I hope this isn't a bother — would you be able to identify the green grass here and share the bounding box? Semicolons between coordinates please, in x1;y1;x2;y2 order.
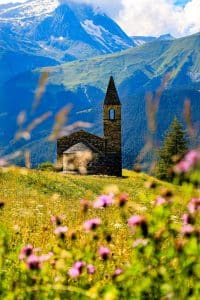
0;167;199;299
0;167;191;250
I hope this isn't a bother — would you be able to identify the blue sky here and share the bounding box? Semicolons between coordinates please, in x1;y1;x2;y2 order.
0;0;199;37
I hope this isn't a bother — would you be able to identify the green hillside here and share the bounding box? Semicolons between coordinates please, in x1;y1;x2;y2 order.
46;32;200;91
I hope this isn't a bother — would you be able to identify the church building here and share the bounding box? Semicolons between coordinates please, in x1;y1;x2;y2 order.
57;76;122;177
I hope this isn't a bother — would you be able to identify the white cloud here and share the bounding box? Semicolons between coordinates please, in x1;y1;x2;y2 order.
117;0;200;37
0;0;200;37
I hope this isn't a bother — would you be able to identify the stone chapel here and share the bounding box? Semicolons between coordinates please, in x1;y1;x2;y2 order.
57;76;122;177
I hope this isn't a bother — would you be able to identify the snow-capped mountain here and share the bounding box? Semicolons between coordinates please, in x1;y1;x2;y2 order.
0;0;134;63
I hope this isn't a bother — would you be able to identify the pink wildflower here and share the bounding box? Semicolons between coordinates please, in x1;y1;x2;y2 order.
19;245;33;260
26;255;41;270
68;267;80;278
182;214;190;225
112;269;123;278
68;261;86;278
181;224;194;236
185;150;200;165
93;194;114;208
128;215;146;227
73;261;86;272
155;196;166;206
188;198;200;214
98;246;110;260
87;264;96;275
83;218;101;232
54;226;68;235
174;150;200;174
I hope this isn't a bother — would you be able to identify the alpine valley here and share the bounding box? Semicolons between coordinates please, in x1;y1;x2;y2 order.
0;0;200;168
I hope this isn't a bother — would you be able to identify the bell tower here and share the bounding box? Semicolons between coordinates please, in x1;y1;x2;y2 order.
103;76;122;176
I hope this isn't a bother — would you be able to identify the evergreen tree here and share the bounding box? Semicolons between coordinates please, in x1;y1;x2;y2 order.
156;117;188;181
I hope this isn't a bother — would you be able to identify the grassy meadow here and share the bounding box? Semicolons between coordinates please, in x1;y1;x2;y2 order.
0;167;199;299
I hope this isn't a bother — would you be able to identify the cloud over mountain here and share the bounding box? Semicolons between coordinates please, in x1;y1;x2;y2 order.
0;0;199;37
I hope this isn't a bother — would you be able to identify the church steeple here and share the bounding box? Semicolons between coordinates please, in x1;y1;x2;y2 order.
103;76;122;177
104;76;121;105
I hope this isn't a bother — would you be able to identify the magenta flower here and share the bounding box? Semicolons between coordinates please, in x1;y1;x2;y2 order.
128;215;146;227
83;218;101;232
54;226;68;235
185;150;200;165
113;268;123;278
68;261;86;278
87;264;96;275
93;194;114;208
73;261;86;272
26;255;41;270
188;198;200;214
181;224;194;236
19;245;33;260
174;150;200;174
155;196;166;206
98;246;110;260
68;267;80;278
182;213;190;225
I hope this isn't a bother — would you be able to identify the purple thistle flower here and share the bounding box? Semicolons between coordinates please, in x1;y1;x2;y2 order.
73;261;86;272
182;213;190;225
98;246;110;260
26;255;41;270
19;245;33;260
181;224;194;236
188;198;200;214
83;218;101;232
93;194;114;208
112;268;123;278
155;196;166;206
87;264;96;275
174;150;200;174
54;226;68;235
68;267;80;278
128;215;146;227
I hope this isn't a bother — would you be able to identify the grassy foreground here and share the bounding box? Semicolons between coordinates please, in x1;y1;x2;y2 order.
0;167;185;248
0;167;199;299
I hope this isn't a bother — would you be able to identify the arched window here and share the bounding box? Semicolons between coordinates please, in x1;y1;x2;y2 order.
109;108;115;120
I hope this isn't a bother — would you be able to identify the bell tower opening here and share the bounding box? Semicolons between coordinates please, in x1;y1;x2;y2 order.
109;108;116;120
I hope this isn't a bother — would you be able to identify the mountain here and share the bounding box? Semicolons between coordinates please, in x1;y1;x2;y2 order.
131;34;174;46
1;32;199;168
0;0;134;64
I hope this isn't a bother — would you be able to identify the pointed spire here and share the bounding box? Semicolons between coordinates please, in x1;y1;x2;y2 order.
104;76;121;105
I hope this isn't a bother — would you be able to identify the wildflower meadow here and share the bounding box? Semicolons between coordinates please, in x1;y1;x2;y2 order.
0;150;199;299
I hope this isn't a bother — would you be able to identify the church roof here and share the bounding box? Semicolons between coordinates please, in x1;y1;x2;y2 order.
104;76;121;105
63;142;98;154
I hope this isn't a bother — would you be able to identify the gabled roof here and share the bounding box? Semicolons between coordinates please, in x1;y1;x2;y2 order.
63;142;99;154
104;76;121;105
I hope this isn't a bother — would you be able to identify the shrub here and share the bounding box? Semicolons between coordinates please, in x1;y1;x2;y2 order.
37;161;56;172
